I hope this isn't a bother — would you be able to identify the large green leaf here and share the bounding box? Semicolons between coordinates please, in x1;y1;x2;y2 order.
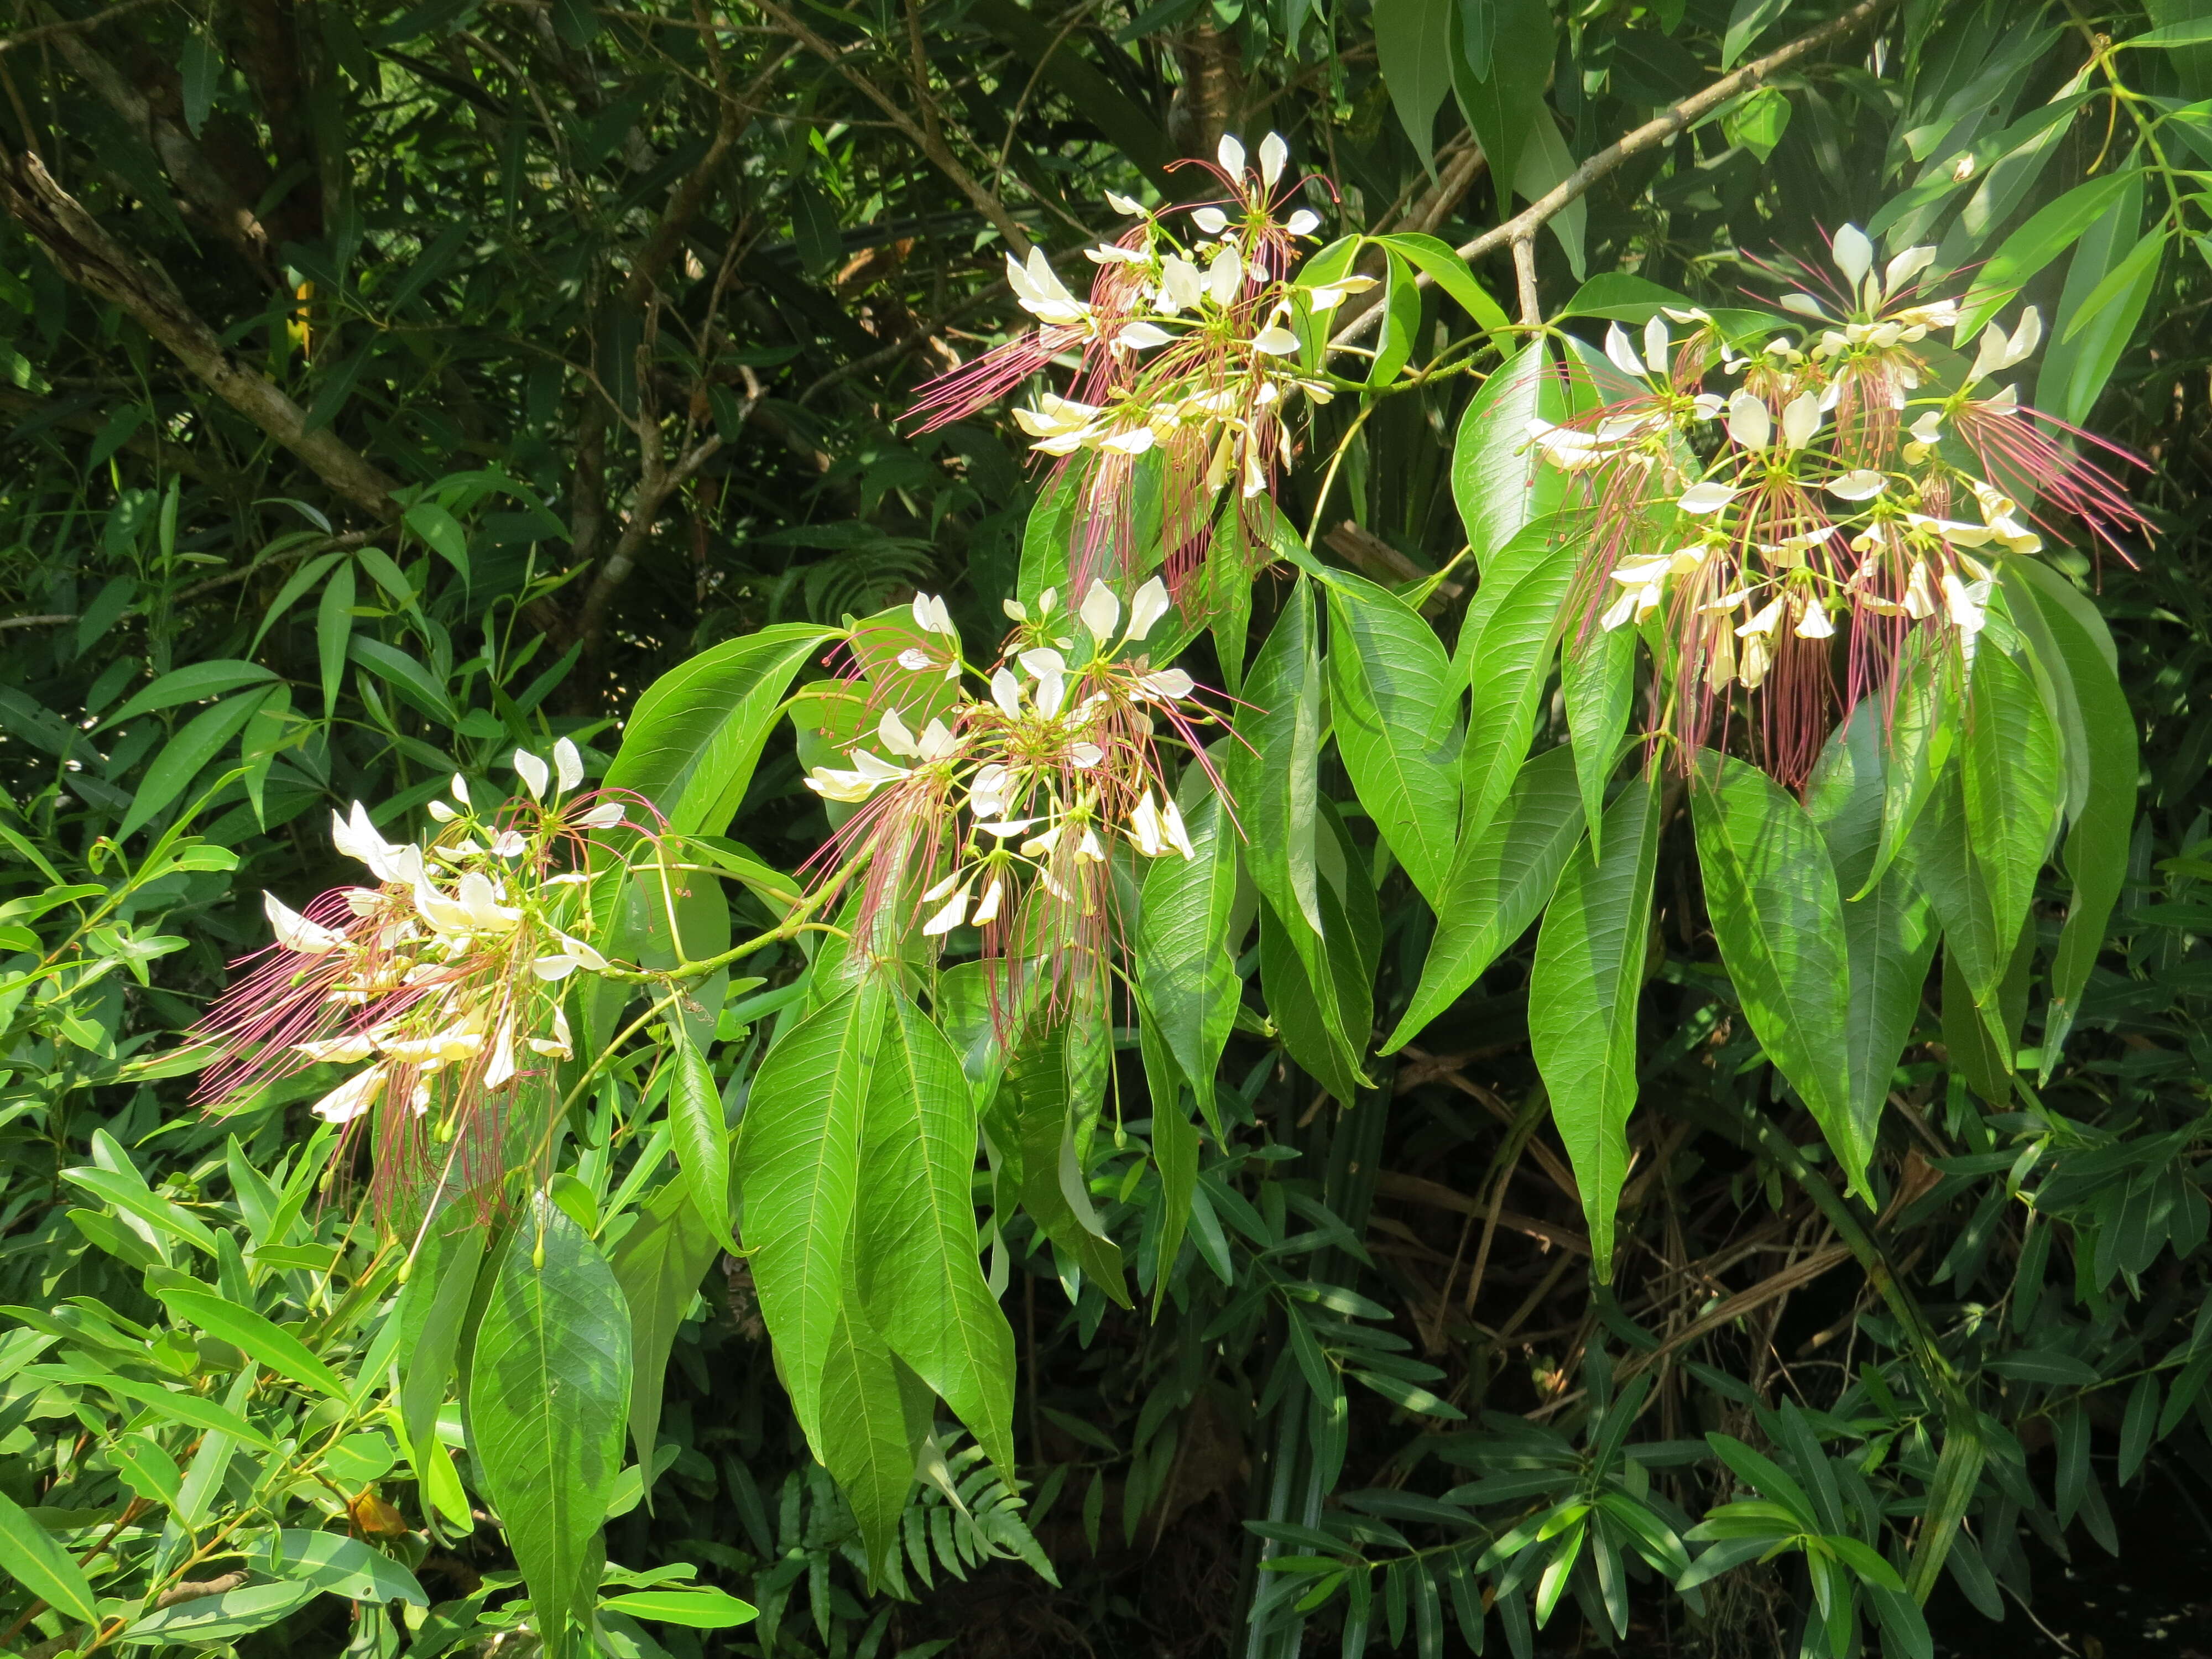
1805;705;1940;1176
2036;172;2153;424
1561;622;1635;859
1460;538;1578;845
1261;805;1380;1100
396;1207;487;1473
601;623;835;837
1449;343;1564;572
1137;782;1242;1135
817;1281;918;1578
857;990;1016;1477
610;1180;721;1500
0;1484;99;1626
1691;754;1861;1199
668;1026;732;1246
1960;645;2063;1024
1373;0;1454;173
467;1194;632;1659
119;689;268;840
1385;745;1584;1052
155;1287;347;1400
735;982;887;1442
1528;779;1660;1280
1327;572;1461;904
1003;1019;1130;1305
2005;562;2137;1068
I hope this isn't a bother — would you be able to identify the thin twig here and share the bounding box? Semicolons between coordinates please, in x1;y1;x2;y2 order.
0;0;158;55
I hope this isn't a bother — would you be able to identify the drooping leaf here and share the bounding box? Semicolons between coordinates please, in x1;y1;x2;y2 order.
1386;745;1584;1052
1804;705;1940;1170
1528;779;1660;1279
1373;0;1455;173
1138;780;1242;1135
601;623;836;838
1961;645;2062;988
155;1287;347;1400
1449;342;1564;572
735;982;888;1443
856;990;1016;1477
816;1281;919;1578
467;1194;632;1659
1691;753;1862;1198
0;1484;100;1625
610;1180;721;1501
668;1026;732;1246
1561;620;1635;858
1003;1019;1130;1305
1327;572;1462;903
1460;536;1577;846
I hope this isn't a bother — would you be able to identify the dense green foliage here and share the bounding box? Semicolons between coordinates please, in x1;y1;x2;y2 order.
4;1;2212;1656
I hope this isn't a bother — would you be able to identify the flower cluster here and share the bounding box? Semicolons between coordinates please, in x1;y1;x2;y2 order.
804;579;1215;1008
1528;223;2147;782
909;133;1359;598
196;739;634;1214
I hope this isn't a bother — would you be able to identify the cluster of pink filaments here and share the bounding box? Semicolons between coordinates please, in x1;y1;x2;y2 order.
194;739;639;1217
802;581;1221;1019
1526;223;2150;784
910;132;1363;602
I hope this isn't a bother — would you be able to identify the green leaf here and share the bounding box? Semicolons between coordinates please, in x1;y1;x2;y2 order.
2005;564;2137;1066
735;983;888;1443
1447;0;1554;211
857;990;1017;1477
668;1026;731;1246
319;562;356;719
109;1433;182;1511
1375;232;1514;342
467;1194;633;1659
602;623;836;838
1561;620;1634;858
1691;754;1862;1198
1861;653;1954;898
1386;745;1584;1052
253;1529;429;1604
59;1164;217;1255
609;1180;720;1500
598;1587;759;1628
88;1374;279;1452
816;1284;917;1577
1002;1018;1130;1303
2036;173;2153;424
1955;166;2141;342
404;500;471;575
396;1208;487;1474
1451;343;1566;572
1959;645;2063;1041
0;1484;100;1625
1804;705;1940;1172
1327;572;1461;902
1373;0;1455;173
1462;540;1577;850
120;1581;316;1644
155;1287;347;1400
180;30;216;133
1138;781;1241;1135
99;660;276;729
1528;778;1660;1279
119;690;268;840
1223;579;1343;1048
349;637;457;724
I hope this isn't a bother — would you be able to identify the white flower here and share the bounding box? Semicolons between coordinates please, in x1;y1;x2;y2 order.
1117;321;1173;351
1780;390;1823;450
1679;481;1739;514
1160;798;1196;858
1969;306;2043;384
555;737;584;792
922;880;972;936
1825;469;1887;502
485;1015;517;1088
1259;131;1288;189
1604;324;1646;382
576;801;624;828
1079;580;1120;643
1251;325;1300;356
1135;667;1194;701
1832;223;1874;296
1217;133;1246;176
805;749;909;803
1794;598;1834;639
1130;791;1167;857
426;800;458;823
969;878;1005;927
1285;208;1320;236
1192;206;1229;234
1005;248;1089;327
1068;741;1104;768
1526;418;1606;471
1726;390;1771;450
1303;274;1376;310
264;891;346;955
1159;255;1204;313
877;707;922;759
529;1005;574;1059
1778;293;1828;319
490;831;527;858
332;802;403;880
1942;569;1991;632
451;774;470;807
513;749;550;800
1106;190;1146;216
310;1063;387;1125
991;666;1024;719
911;592;957;638
1642;315;1672;375
1125;576;1172;643
1206;247;1243;307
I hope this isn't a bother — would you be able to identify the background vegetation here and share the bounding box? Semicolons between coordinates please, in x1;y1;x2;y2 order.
3;0;2212;1655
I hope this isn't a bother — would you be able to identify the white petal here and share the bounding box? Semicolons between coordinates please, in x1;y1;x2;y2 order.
1604;323;1644;380
311;1064;387;1125
1780;390;1823;450
1125;577;1172;643
450;773;470;807
992;667;1024;718
577;801;624;828
1117;320;1173;349
426;800;457;823
264;891;345;955
1678;481;1739;515
1079;580;1120;643
1642;315;1671;375
1726;390;1771;450
1285;208;1320;236
1832;224;1874;294
554;737;584;793
513;749;549;801
1217;133;1246;176
1778;293;1827;319
1884;244;1937;294
1206;247;1243;307
531;954;580;981
877;707;922;759
1143;667;1195;699
922;890;971;936
1825;469;1887;502
1259;132;1288;189
1106;190;1145;217
1192;206;1228;234
1251;325;1300;356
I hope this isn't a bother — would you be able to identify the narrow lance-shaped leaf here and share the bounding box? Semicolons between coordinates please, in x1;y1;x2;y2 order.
1528;778;1660;1279
734;981;888;1444
1460;537;1578;847
610;1180;721;1504
1804;703;1940;1175
817;1270;919;1579
667;1025;732;1246
1691;753;1862;1199
1137;780;1241;1136
1385;745;1585;1053
1326;572;1462;904
466;1194;632;1659
856;989;1016;1478
1561;620;1634;859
